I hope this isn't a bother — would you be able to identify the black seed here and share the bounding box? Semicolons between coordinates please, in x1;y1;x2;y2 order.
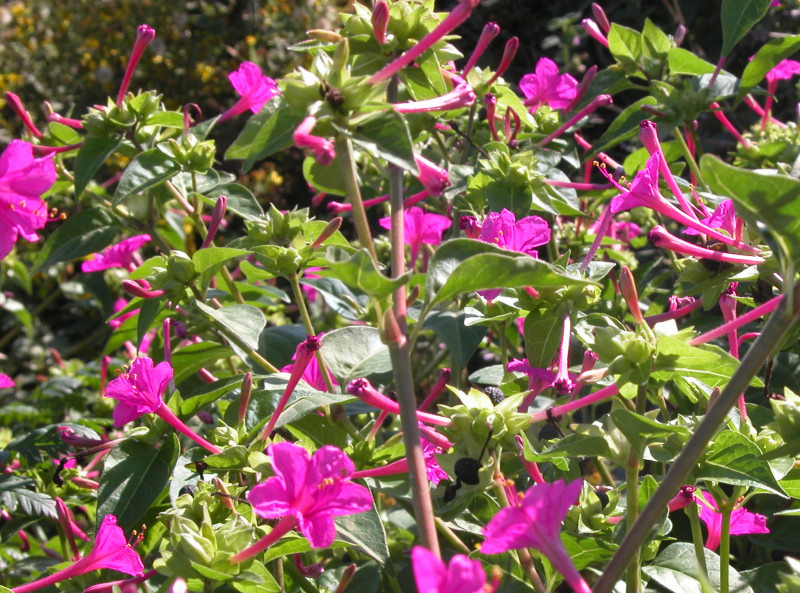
454;457;482;485
179;484;197;497
443;483;460;502
483;386;505;405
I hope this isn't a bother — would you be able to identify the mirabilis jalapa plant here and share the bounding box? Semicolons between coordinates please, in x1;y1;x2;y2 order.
5;0;800;591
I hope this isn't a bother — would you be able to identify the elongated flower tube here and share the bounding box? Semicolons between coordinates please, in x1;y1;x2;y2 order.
644;295;702;326
105;356;221;453
230;442;373;562
372;0;390;45
537;94;612;147
485;93;499;140
761;59;800;129
293;116;336;166
481;479;591;593
327;189;430;214
412;546;486;593
347;378;452;426
639;121;696;219
418;367;451;411
83;570;159;593
5;92;42;139
117;24;156;107
515;435;545;484
649;226;765;266
415;154;449;196
45;102;84;130
709;102;752;149
82;234;150;273
393;83;476;113
486;36;519;86
367;0;481;84
352;438;449;484
122;279;164;299
201;195;227;249
11;515;144;593
581;18;609;48
463;22;500;75
553;312;575;394
720;286;748;419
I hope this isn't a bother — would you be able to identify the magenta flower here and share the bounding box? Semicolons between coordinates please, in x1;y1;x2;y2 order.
108;298;138;330
293;116;336;166
649;226;764;266
218;61;280;122
415;154;450;196
481;479;591;593
392;83;476;114
412;546;486;593
582;18;609;48
279;335;336;392
766;58;800;83
0;374;14;389
82;234;150;273
379;207;451;266
520;58;578;113
231;442;373;562
11;515;144;593
105;356;221;453
116;25;156;107
352;437;449;485
696;491;769;551
0;140;57;260
479;208;550;256
683;199;737;238
667;485;697;512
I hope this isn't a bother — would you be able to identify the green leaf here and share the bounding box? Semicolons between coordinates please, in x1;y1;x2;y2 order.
334;505;391;568
33;208;119;271
321;247;410;299
172;342;235;384
697;430;788;497
351;110;417;172
590;97;658;157
114;147;181;205
610;410;689;457
225;98;303;172
192;247;250;274
607;23;643;71
524;307;564;369
302;155;347;196
643;542;754;593
700;154;800;269
201;184;264;220
0;475;56;518
738;35;800;103
179;375;243;418
424;239;595;310
321;326;392;384
423;310;487;367
721;0;772;57
144;111;185;128
530;434;612;461
667;48;717;76
73;135;122;198
195;301;266;352
642;18;671;58
96;435;180;532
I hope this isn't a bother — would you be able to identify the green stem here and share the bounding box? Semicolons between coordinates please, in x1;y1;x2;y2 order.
435;517;471;555
592;279;800;593
720;506;732;593
288;273;336;393
281;557;317;593
335;137;379;265
625;458;641;593
685;503;713;593
672;127;708;192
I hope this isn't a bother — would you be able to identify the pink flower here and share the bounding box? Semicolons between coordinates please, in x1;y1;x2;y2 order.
280;336;336;392
667;485;696;512
0;374;14;389
351;437;450;485
412;546;486;593
231;442;373;562
293;116;336;166
11;515;144;593
683;199;736;238
766;59;800;82
219;61;280;122
108;298;138;330
392;83;476;114
415;154;450;196
0;140;57;260
379;207;451;266
481;479;591;593
649;226;764;266
105;357;220;453
520;58;578;113
696;491;770;551
82;234;150;273
479;209;551;256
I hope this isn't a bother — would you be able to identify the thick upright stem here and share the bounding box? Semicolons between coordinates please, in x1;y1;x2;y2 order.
719;506;732;593
592;279;800;593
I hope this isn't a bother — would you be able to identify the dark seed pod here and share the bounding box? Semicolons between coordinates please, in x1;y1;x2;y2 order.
454;457;482;486
483;386;505;405
179;484;197;498
594;489;609;508
443;483;460;502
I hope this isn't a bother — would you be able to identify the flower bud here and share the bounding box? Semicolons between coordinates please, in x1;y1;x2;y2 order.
372;0;390;45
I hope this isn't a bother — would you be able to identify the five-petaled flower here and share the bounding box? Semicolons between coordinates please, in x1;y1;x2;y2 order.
231;442;373;563
379;207;452;266
11;514;144;593
412;546;486;593
520;58;578;113
481;479;591;593
82;234;151;273
0;374;15;389
0;140;57;261
219;61;280;122
105;356;220;453
696;491;769;551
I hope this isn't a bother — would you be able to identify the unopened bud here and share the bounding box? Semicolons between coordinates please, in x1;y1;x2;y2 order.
620;266;644;325
591;3;611;34
310;216;342;249
372;1;390;45
308;29;343;43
